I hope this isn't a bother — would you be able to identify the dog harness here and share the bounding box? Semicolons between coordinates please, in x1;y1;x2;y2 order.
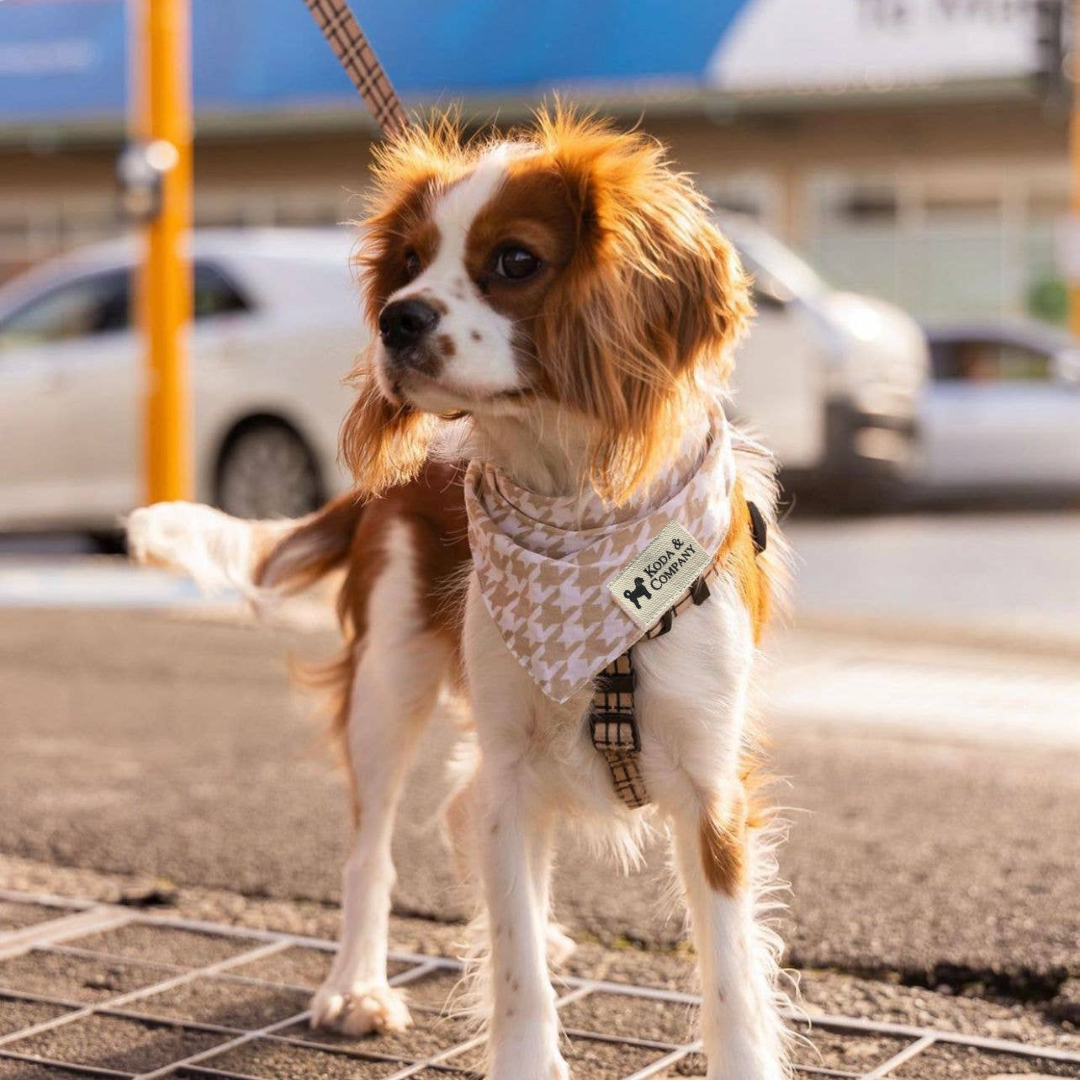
589;501;767;808
464;416;766;808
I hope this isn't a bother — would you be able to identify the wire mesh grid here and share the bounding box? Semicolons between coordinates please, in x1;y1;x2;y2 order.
0;890;1077;1080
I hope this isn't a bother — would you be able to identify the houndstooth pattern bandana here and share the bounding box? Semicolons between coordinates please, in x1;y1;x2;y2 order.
464;417;737;703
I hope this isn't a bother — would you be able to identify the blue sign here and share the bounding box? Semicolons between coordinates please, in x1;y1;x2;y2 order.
0;0;754;125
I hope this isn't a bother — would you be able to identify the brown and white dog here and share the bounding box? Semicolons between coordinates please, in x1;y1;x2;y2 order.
129;108;791;1080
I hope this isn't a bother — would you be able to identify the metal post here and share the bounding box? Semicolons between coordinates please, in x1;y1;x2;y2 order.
133;0;192;503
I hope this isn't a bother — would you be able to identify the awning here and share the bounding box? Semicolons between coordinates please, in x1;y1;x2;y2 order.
0;0;1044;132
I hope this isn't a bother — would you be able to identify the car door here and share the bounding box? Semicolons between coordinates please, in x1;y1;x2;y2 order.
1050;352;1080;487
921;339;1080;491
729;280;827;472
0;267;138;528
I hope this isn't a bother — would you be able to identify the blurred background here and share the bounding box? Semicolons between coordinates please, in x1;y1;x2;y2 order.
0;2;1079;1069
3;0;1080;528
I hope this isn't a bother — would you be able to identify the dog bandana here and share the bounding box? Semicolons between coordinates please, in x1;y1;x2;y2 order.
464;416;738;705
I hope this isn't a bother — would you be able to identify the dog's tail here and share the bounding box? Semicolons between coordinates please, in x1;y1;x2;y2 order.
125;493;363;604
127;493;374;827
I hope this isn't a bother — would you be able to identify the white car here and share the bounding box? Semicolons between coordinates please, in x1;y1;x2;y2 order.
722;214;928;505
917;321;1080;498
0;224;926;532
0;230;359;532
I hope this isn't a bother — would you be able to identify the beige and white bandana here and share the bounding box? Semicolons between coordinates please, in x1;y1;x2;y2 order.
464;417;738;703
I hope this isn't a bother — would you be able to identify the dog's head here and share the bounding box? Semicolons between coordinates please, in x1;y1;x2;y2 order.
343;107;752;503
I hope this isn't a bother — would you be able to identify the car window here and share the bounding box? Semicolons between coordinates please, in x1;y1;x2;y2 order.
193;262;249;320
0;270;131;350
930;340;1053;383
0;262;247;352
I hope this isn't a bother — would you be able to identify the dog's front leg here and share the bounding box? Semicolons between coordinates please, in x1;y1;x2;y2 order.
465;585;568;1080
670;797;787;1080
639;598;789;1080
477;766;567;1080
444;755;577;969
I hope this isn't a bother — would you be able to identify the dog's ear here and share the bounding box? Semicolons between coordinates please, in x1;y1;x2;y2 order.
339;365;439;497
341;120;468;497
531;108;752;503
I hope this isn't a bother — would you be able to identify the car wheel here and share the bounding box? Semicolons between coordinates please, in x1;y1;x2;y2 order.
216;421;323;520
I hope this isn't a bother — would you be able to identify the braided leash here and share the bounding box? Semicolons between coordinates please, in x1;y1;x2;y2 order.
301;0;410;138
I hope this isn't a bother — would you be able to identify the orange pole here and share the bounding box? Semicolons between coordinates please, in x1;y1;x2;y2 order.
134;0;192;503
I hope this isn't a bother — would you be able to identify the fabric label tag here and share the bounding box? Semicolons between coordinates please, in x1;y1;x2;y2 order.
608;521;711;630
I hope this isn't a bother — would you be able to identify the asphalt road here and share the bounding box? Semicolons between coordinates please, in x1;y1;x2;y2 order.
1;596;1077;995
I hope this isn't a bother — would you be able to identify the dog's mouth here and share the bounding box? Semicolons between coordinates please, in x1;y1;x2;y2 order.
389;368;536;416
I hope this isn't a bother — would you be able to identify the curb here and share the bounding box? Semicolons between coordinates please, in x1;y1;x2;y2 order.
793;610;1080;663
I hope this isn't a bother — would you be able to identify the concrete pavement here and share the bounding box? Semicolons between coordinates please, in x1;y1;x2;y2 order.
1;606;1077;983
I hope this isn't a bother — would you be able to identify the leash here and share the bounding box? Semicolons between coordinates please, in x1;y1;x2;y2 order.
301;0;410;139
590;502;768;809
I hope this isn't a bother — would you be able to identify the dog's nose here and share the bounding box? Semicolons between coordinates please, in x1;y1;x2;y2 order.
379;299;440;352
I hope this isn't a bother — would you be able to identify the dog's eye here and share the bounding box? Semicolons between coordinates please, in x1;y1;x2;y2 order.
493;246;541;281
404;250;421;280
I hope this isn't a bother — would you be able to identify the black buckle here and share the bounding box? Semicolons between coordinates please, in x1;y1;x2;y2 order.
590;711;642;753
747;500;768;555
593;670;637;695
690;574;711;606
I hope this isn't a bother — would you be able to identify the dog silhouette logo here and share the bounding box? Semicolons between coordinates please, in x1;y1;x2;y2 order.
623;577;652;611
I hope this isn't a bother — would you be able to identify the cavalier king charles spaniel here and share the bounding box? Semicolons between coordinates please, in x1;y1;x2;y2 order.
129;107;791;1080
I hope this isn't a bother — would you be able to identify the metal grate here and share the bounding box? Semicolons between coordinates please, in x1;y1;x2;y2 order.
0;890;1077;1079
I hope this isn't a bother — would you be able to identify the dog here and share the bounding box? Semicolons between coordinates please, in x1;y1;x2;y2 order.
129;107;791;1080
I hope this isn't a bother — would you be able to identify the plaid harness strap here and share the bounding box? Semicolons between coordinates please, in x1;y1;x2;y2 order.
589;653;647;807
589;502;767;809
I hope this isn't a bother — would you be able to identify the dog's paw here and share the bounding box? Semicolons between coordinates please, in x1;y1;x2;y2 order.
489;1058;568;1080
545;923;577;967
705;1049;789;1080
310;981;412;1036
489;1028;569;1080
489;1058;569;1080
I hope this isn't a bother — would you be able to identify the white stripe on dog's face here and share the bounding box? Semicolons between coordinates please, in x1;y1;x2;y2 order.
378;150;524;412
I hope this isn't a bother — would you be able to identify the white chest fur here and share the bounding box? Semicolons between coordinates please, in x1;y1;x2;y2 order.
463;564;757;824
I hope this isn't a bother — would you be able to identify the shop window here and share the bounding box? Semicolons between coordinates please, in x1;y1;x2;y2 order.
838;188;898;224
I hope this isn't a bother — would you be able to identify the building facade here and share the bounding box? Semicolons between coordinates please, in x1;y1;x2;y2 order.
0;0;1070;323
